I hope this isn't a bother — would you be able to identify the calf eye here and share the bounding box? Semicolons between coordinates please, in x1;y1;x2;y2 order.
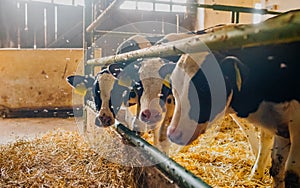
129;91;136;98
167;98;172;104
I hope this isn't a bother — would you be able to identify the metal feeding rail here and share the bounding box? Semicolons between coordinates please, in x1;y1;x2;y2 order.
85;1;282;32
84;102;211;187
86;10;300;67
115;122;211;188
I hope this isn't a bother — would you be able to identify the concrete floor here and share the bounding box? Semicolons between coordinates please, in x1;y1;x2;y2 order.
0;117;78;145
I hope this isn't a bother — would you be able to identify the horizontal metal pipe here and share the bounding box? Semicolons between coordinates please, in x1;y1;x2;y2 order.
118;0;282;15
115;123;211;188
87;10;300;66
94;29;164;37
87;1;281;33
198;4;281;15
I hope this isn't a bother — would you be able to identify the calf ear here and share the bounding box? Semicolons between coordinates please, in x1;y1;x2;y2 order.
159;63;176;88
66;75;95;96
108;62;127;78
220;56;249;92
109;61;140;87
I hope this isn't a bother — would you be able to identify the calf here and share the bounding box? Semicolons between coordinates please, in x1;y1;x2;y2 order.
105;33;196;152
137;58;174;152
159;38;300;187
111;57;175;152
157;29;277;181
67;34;162;128
66;65;139;128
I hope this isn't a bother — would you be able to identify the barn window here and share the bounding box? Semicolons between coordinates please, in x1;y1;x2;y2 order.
120;1;137;10
155;3;170;12
137;2;153;11
31;0;84;6
53;0;73;6
172;5;186;12
32;0;52;3
172;0;186;3
120;0;187;13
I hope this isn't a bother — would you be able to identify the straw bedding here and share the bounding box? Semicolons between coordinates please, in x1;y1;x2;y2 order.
169;115;273;187
0;130;140;188
0;114;273;187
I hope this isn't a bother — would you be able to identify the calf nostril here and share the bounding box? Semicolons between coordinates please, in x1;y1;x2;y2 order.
106;117;112;125
98;115;113;126
141;109;151;120
95;117;101;127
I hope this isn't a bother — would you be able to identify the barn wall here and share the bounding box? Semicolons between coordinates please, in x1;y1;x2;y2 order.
260;0;300;20
203;0;255;28
263;0;300;11
0;49;83;111
0;0;83;48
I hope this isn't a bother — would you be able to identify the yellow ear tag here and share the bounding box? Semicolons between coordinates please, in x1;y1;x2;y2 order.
163;73;171;88
74;84;87;96
234;63;242;91
118;76;132;87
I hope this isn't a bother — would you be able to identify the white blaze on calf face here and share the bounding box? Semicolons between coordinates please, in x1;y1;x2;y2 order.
97;73;115;126
138;58;166;129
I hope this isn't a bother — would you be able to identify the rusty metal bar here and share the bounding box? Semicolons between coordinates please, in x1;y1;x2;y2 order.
115;122;211;188
93;29;164;37
86;10;300;67
86;1;281;33
119;0;282;15
197;4;281;15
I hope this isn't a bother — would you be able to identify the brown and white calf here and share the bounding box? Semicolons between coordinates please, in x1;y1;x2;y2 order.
102;31;194;150
159;39;300;188
67;34;176;152
108;57;174;153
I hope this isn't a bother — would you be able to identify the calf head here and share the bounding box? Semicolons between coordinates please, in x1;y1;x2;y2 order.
66;62;137;127
138;58;178;131
159;53;228;145
114;58;176;131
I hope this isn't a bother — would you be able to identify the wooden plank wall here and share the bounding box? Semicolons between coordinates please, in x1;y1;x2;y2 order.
0;0;83;48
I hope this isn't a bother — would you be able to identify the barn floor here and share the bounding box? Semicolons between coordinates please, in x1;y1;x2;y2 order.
0;117;78;145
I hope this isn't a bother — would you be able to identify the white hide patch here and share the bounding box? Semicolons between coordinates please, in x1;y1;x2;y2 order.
98;73;115;111
138;58;166;128
139;58;164;80
246;100;294;134
168;54;205;145
168;52;227;145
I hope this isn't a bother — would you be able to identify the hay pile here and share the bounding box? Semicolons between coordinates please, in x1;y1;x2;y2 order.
0;114;274;187
169;115;273;187
0;130;140;187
